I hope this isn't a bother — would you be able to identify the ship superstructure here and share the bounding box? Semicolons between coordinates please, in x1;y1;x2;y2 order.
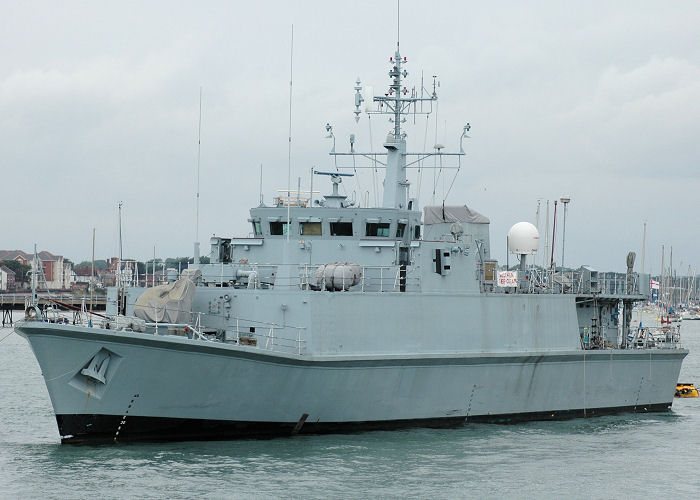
16;38;687;443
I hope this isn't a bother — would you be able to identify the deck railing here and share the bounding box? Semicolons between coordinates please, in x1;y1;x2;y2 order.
522;268;642;296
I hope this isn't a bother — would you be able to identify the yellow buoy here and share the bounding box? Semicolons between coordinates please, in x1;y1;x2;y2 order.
675;383;699;398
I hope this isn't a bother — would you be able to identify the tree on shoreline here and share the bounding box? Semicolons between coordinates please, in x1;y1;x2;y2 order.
1;260;31;285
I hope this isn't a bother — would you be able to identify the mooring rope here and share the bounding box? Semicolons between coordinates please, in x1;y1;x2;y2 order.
0;330;14;343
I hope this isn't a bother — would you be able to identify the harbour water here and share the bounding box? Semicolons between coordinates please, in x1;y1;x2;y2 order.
1;315;699;499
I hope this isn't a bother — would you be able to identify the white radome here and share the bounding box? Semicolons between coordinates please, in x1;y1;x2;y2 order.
508;222;539;255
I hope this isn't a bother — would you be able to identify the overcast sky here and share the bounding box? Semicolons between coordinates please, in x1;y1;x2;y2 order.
1;0;698;273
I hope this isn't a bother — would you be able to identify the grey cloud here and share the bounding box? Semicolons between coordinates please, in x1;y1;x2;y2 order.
0;0;697;273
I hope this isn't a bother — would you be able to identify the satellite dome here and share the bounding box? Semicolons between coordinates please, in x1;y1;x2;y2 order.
508;222;539;255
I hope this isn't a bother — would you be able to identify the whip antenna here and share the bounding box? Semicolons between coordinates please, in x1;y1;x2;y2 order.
194;87;202;263
287;24;294;242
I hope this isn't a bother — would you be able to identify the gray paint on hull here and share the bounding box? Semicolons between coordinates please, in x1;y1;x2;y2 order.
19;323;686;432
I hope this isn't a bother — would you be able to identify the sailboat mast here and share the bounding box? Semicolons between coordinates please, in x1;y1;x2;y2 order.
91;228;95;313
118;202;123;288
543;200;550;269
641;221;646;274
670;246;673;307
32;244;38;307
660;245;665;308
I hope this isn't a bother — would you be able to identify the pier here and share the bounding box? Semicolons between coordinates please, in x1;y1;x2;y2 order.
0;293;106;312
1;305;11;326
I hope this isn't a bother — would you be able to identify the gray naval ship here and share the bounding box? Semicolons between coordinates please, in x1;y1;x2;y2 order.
16;41;687;443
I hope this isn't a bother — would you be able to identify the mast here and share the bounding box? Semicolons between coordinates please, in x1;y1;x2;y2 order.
90;228;95;313
550;200;558;270
309;166;314;207
543;200;550;269
31;244;38;307
641;221;647;274
118;202;123;288
670;246;673;307
259;164;264;206
194;87;202;263
560;197;570;269
286;24;294;243
330;8;465;210
350;36;442;208
379;32;410;209
535;199;541;268
660;245;665;308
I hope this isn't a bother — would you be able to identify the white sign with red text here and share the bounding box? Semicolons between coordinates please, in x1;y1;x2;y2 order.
497;271;518;287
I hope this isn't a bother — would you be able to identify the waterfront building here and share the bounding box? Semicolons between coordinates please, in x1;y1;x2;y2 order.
0;250;72;290
0;265;16;291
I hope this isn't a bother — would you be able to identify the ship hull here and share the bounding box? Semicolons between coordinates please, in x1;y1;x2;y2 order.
57;403;673;444
18;322;686;443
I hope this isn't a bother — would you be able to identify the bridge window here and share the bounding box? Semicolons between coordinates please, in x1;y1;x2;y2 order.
366;222;390;237
414;225;421;239
330;222;353;236
396;223;406;238
269;221;288;235
252;221;262;236
300;222;322;236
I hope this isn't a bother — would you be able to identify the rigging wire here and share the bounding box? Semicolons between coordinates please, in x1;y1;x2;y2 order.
368;114;378;206
431;99;439;204
443;161;461;202
442;119;446;201
352;154;362;206
416;113;430;203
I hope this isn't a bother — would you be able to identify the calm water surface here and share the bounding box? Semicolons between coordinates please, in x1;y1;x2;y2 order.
1;317;699;499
